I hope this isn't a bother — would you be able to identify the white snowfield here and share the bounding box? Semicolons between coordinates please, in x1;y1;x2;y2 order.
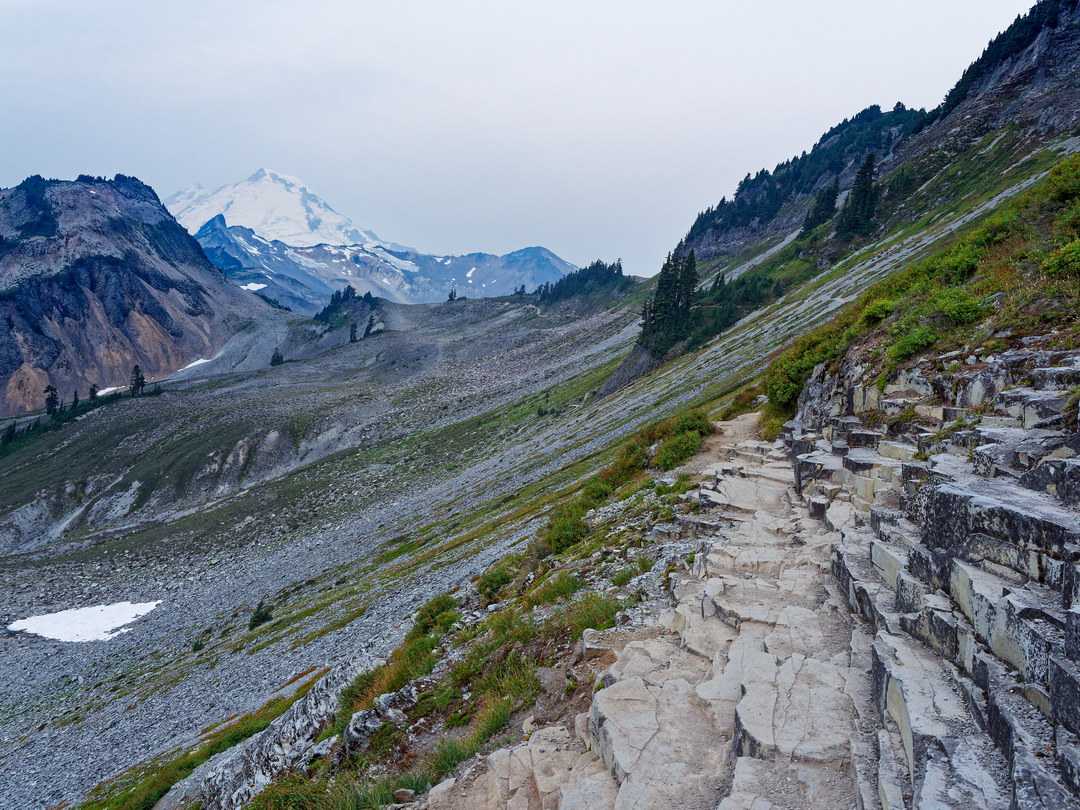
166;169;383;248
239;282;267;291
8;601;162;642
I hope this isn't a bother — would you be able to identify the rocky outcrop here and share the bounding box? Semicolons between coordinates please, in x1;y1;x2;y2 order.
0;174;268;416
784;339;1080;807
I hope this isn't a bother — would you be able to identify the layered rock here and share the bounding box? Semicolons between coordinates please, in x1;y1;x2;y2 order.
784;340;1080;807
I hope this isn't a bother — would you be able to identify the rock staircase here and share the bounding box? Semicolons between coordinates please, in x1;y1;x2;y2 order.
423;415;872;809
784;344;1080;808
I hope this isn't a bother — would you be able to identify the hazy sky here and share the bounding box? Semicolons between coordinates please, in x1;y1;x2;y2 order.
1;1;1033;274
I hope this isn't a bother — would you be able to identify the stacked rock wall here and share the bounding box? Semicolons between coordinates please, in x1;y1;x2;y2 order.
784;340;1080;808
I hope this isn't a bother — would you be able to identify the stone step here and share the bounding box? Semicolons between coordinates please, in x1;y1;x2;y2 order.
973;651;1079;808
1031;366;1080;391
872;632;1011;808
996;387;1068;429
1020;458;1080;508
832;536;902;635
919;473;1080;591
848;429;884;450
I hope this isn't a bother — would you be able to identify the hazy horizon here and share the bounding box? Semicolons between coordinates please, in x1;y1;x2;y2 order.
1;1;1035;274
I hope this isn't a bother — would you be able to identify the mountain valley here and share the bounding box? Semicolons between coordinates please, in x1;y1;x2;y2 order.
3;3;1080;810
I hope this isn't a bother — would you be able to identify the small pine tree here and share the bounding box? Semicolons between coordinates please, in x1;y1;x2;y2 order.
130;365;146;396
349;322;358;343
836;154;877;238
72;390;80;410
270;348;285;366
364;314;376;338
88;383;99;401
802;178;840;234
447;288;457;302
43;384;59;415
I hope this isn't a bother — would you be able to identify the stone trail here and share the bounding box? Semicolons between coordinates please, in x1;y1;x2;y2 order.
417;414;869;810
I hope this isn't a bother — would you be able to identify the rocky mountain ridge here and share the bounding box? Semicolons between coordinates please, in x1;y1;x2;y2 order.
0;174;271;417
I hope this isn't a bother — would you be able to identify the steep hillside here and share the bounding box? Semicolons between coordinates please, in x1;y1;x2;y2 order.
679;0;1080;275
0;174;271;417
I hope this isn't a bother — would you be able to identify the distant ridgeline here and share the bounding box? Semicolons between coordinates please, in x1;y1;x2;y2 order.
677;104;925;256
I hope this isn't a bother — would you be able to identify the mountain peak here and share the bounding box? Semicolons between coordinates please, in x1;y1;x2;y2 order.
166;170;383;248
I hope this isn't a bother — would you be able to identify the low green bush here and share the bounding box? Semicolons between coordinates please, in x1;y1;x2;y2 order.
653;430;703;470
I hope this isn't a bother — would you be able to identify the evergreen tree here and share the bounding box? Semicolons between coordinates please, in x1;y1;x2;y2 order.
801;178;840;234
447;289;457;301
836;154;877;238
130;365;146;396
677;251;699;328
43;384;59;415
1;421;15;448
270;348;285;366
638;253;699;354
72;390;80;410
364;314;377;338
349;322;358;343
88;383;99;401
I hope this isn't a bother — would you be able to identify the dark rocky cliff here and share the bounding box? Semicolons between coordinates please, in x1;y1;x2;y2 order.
0;175;266;416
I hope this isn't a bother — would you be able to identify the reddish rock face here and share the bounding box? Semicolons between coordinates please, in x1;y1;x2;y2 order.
0;174;266;416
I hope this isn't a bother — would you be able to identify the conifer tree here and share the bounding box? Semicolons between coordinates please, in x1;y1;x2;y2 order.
88;383;99;401
129;365;146;396
270;348;285;366
802;178;840;234
349;322;358;343
1;421;15;448
447;289;457;301
836;154;877;237
43;384;59;415
364;314;377;338
72;390;80;410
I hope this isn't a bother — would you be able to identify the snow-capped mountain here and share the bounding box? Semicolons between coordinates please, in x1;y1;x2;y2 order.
168;170;575;312
195;215;574;314
165;169;383;247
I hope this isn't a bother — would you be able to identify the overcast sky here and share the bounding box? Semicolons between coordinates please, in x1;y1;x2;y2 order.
1;1;1034;275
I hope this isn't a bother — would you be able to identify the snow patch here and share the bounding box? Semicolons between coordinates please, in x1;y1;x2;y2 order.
179;358;212;371
8;601;162;642
239;282;267;291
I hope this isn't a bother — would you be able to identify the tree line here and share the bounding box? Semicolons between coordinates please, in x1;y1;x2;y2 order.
533;259;632;304
1;364;158;455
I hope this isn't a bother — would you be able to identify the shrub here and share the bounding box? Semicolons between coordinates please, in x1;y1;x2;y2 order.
610;567;634;586
886;325;937;362
927;287;983;324
1043;239;1080;277
544;508;590;553
476;567;514;601
547;593;621;639
248;602;273;631
860;297;897;325
523;572;581;607
411;594;459;637
653;430;703;470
